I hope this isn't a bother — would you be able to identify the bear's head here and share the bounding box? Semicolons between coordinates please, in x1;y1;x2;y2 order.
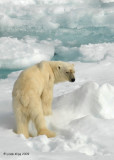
51;61;75;83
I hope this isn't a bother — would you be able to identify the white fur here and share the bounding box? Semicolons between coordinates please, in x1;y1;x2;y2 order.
12;61;75;138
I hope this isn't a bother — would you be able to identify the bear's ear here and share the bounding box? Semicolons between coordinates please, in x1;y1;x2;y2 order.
58;66;61;70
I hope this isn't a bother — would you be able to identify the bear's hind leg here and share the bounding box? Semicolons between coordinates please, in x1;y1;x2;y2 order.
29;97;56;138
16;112;29;138
13;98;29;138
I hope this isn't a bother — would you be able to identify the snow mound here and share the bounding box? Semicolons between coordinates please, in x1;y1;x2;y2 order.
79;43;114;62
51;82;114;125
28;82;114;156
0;37;54;69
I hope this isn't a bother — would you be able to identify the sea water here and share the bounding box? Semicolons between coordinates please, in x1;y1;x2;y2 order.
0;0;114;78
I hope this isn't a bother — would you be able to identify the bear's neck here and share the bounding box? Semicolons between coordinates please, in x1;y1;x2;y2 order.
49;61;66;84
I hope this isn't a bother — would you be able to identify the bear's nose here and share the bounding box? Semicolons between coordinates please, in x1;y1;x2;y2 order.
71;78;75;82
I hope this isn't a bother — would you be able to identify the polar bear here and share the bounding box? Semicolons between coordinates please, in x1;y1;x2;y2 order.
12;61;75;138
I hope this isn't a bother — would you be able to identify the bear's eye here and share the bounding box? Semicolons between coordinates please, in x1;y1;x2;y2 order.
66;72;69;74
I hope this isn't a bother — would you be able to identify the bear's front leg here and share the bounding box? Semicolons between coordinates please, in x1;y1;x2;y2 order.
41;87;53;116
29;95;56;138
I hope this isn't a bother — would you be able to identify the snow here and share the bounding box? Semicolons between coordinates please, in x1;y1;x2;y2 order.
0;0;114;159
101;0;114;3
79;43;114;62
0;60;114;160
0;39;114;69
0;37;54;69
0;0;114;55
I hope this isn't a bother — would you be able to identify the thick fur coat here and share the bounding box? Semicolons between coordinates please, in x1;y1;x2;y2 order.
12;61;75;138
